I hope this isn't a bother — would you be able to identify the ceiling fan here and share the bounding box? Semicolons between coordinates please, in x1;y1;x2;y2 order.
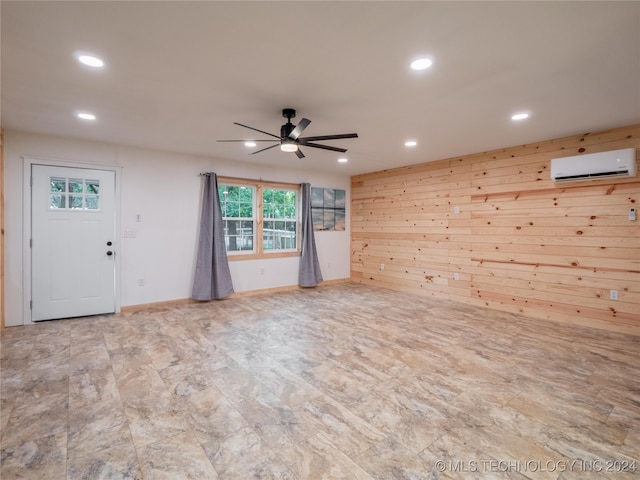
217;108;358;159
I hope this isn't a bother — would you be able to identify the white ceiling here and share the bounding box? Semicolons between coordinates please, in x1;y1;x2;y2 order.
2;1;639;176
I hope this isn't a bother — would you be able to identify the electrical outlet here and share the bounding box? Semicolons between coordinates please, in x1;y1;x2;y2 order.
380;263;385;270
137;279;145;287
453;272;459;281
630;207;636;221
454;206;460;214
610;290;619;300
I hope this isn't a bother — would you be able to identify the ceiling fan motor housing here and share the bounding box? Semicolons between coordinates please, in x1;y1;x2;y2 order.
281;123;295;138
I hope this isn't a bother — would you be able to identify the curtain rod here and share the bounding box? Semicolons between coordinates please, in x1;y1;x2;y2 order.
199;173;301;188
199;173;262;182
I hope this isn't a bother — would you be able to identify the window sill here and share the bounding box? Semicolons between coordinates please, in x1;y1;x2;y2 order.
227;251;301;261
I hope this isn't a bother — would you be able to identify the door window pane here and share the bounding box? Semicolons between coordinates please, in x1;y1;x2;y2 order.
86;180;100;194
85;196;99;210
49;177;100;211
51;178;66;192
69;195;83;209
50;194;66;209
69;179;84;193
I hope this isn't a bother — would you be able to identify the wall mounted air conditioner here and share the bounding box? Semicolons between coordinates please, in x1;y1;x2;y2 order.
550;148;637;183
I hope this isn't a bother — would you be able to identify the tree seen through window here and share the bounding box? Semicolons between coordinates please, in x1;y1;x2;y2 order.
218;182;299;255
219;185;254;252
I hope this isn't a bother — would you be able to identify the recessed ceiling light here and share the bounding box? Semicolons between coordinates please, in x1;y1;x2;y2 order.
410;58;433;70
77;54;104;68
338;158;348;163
244;141;257;147
511;112;529;121
404;140;417;147
77;112;96;121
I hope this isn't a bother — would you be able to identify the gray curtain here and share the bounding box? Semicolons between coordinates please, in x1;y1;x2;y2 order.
298;183;323;287
192;173;234;300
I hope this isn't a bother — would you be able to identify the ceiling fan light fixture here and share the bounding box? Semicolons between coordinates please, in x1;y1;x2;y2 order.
280;140;298;152
217;108;358;157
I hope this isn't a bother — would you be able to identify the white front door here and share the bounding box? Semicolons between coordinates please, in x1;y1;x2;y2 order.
31;165;116;321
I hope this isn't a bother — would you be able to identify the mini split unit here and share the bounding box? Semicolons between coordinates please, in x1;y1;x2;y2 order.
550;148;637;183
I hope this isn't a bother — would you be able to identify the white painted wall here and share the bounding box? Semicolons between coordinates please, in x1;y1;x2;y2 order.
4;130;351;326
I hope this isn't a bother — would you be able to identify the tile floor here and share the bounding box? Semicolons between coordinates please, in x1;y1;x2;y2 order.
1;283;639;479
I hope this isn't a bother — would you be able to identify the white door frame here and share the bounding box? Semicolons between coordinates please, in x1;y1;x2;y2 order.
22;156;122;325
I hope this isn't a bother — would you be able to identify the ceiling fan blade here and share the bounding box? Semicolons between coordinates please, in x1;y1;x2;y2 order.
288;118;311;140
295;149;305;159
251;144;280;155
298;133;358;142
233;122;280;139
299;141;348;153
217;139;279;143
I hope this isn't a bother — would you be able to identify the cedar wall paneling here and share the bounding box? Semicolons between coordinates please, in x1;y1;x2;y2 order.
351;124;640;334
1;129;3;330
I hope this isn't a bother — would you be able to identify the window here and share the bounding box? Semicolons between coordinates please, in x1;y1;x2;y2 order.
219;185;255;252
218;179;300;259
263;188;297;251
50;177;100;211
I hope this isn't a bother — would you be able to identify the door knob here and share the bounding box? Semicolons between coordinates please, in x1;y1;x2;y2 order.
106;251;113;256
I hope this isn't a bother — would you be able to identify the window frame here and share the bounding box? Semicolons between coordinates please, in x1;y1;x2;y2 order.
218;182;256;256
218;177;301;261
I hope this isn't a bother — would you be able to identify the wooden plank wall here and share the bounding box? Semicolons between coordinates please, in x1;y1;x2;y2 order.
1;129;4;330
351;124;640;334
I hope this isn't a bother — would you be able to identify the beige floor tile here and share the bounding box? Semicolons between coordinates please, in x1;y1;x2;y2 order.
0;432;67;480
184;386;249;445
123;395;191;449
354;437;436;479
280;433;375;480
1;392;68;447
66;441;142;480
202;426;295;479
138;431;218;479
296;394;386;457
1;283;638;479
